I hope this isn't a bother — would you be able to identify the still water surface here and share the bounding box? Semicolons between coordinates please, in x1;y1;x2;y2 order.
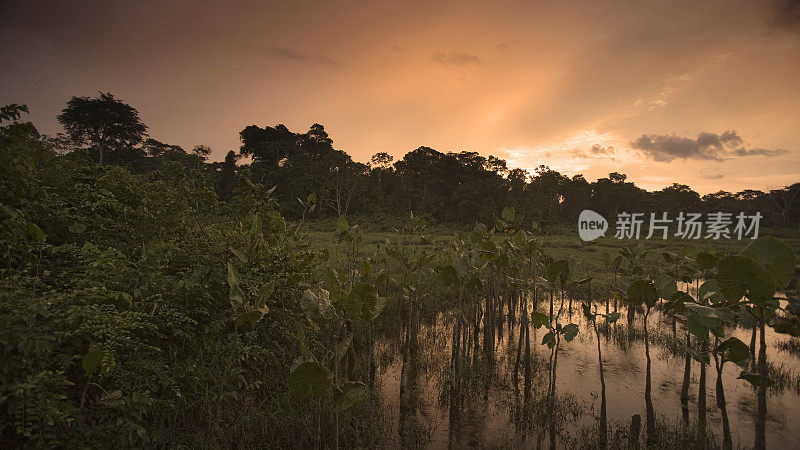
375;294;800;448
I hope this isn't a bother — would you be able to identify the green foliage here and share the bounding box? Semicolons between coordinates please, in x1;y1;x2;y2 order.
288;361;333;399
2;103;799;448
716;255;776;304
0;121;316;447
562;323;580;342
531;310;550;329
0;104;29;123
739;236;795;288
626;279;658;308
57;93;147;165
715;337;749;364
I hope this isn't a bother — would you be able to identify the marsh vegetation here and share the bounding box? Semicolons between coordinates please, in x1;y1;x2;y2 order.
2;100;799;448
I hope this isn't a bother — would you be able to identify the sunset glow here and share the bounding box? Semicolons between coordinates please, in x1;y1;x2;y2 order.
1;0;799;193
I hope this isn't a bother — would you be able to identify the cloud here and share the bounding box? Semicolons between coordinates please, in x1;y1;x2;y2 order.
766;0;800;34
431;52;482;66
732;147;790;157
265;46;340;67
569;144;615;159
629;130;788;162
699;169;726;179
590;144;614;155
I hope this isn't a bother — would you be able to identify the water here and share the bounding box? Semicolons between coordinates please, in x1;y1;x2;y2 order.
374;295;800;448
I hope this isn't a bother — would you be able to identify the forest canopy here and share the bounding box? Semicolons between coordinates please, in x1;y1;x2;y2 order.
39;93;800;230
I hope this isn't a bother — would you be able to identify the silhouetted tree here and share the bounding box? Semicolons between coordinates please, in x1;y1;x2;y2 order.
57;92;147;165
370;152;393;169
653;183;702;216
0;104;29;124
217;150;239;202
192;145;212;170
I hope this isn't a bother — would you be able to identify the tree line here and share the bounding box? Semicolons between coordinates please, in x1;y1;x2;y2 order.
37;93;800;229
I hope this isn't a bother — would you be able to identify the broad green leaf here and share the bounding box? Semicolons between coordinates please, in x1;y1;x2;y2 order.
715;337;749;363
229;247;247;263
665;290;692;311
627;279;657;308
685;304;727;339
687;313;711;340
654;274;677;300
698;280;724;305
562;323;579;342
531;310;550;329
696;252;717;270
342;282;379;321
685;302;734;324
361;258;374;277
546;260;569;285
715;255;776;303
335;334;353;364
256;281;275;308
301;288;336;322
501;206;515;223
287;361;332;399
541;330;555;348
679;244;701;260
739;236;795;288
26;222;45;243
336;215;349;232
82;346;104;376
266;210;286;234
227;262;240;288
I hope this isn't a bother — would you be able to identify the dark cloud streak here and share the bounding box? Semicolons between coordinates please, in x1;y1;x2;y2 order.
630;130;788;161
590;144;614;155
570;144;615;159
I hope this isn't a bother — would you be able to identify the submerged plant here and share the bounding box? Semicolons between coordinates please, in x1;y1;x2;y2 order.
583;302;620;448
530;308;579;450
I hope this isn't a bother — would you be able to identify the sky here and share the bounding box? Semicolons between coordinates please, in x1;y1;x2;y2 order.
1;0;799;194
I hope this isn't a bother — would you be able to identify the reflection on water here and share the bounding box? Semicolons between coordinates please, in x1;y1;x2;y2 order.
374;294;800;448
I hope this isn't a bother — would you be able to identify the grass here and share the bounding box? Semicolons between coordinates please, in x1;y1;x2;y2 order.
775;337;800;357
306;220;800;307
567;415;719;449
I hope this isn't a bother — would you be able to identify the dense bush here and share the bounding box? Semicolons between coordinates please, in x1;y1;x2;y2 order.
0;120;325;447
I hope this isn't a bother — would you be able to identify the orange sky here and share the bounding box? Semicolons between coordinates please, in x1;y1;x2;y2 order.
1;0;799;194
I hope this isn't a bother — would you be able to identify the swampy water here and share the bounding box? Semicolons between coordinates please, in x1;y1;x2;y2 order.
374;291;800;448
